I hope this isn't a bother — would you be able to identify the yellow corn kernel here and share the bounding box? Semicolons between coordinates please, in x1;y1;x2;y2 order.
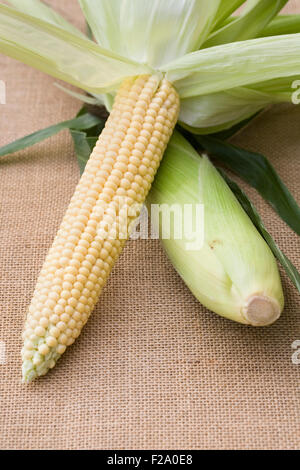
22;75;180;382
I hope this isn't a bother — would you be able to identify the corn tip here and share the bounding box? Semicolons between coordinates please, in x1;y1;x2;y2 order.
22;348;61;382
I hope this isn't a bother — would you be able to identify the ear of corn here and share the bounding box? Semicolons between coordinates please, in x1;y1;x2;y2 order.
147;131;284;326
22;75;180;382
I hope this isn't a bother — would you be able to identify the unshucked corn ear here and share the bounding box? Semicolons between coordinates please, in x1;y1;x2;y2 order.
147;131;284;326
21;75;180;382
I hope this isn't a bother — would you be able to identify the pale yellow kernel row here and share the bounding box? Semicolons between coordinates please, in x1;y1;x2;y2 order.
22;76;179;381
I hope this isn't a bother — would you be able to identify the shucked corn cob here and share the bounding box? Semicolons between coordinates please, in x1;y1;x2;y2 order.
22;75;180;382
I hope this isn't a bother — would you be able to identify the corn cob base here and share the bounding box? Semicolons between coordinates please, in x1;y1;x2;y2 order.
22;75;180;382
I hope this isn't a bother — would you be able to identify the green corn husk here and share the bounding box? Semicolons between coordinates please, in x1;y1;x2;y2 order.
147;131;284;326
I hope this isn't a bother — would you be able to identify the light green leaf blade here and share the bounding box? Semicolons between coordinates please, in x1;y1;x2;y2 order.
260;14;300;36
79;0;221;68
242;0;260;13
191;135;300;236
247;75;300;101
179;86;284;134
164;34;300;98
78;0;124;56
222;172;300;292
54;83;104;106
0;4;150;94
203;0;288;48
7;0;85;37
0;112;102;157
218;13;300;36
212;0;246;29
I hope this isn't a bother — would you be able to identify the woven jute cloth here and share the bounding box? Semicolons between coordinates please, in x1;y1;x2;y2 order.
0;0;299;450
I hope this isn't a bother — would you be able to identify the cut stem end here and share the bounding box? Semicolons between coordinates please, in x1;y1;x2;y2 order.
242;295;282;326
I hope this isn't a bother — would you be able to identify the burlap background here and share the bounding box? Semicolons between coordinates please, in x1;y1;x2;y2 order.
0;0;299;450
